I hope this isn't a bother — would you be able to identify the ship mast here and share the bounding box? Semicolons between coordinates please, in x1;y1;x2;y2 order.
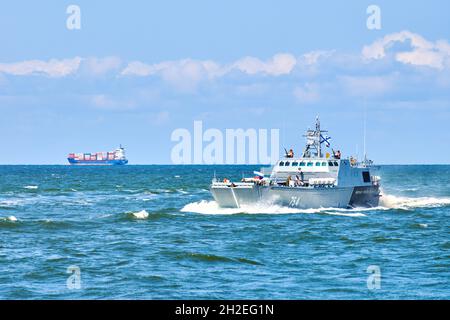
363;111;367;163
316;116;321;158
302;116;327;158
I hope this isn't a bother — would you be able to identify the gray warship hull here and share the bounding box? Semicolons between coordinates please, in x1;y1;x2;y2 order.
210;183;380;209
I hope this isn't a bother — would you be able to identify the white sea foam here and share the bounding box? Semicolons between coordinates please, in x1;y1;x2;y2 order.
131;210;149;219
380;193;450;210
325;211;367;217
0;199;22;207
181;200;366;217
181;191;450;216
24;185;38;190
1;215;18;222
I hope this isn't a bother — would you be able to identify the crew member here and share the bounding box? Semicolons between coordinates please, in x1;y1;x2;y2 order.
295;175;304;187
298;168;304;182
287;149;294;158
286;175;292;186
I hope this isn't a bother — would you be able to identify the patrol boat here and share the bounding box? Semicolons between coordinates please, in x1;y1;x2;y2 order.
210;117;381;209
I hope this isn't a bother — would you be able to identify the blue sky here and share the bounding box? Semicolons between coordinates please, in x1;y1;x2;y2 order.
1;0;450;164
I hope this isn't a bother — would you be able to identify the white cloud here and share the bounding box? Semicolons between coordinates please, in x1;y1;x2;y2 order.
0;57;82;77
1;30;449;102
121;59;224;91
157;59;223;91
298;50;334;66
232;53;297;76
362;30;450;69
120;53;297;84
0;56;122;78
0;50;339;84
122;59;222;78
121;61;155;77
82;56;122;76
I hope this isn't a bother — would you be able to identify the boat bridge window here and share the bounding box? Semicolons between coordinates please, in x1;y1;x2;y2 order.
362;171;371;183
299;162;306;166
292;162;299;166
328;161;334;166
279;161;284;166
315;162;321;166
333;161;339;166
307;162;313;167
322;162;327;166
284;161;290;166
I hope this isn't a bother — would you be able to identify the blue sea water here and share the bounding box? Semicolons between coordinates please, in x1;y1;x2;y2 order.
0;165;449;300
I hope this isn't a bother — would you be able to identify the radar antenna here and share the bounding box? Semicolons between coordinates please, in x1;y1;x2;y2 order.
302;116;328;158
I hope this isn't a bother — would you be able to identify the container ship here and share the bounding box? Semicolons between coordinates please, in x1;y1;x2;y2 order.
67;146;128;165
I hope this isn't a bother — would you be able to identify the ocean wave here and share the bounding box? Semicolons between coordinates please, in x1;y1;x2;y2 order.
129;210;149;219
119;188;146;194
181;200;366;217
379;193;450;210
0;216;19;225
0;199;23;208
28;219;77;230
23;185;38;190
169;251;263;265
121;208;179;221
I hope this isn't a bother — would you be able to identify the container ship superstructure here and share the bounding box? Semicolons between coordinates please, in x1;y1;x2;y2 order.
67;146;128;165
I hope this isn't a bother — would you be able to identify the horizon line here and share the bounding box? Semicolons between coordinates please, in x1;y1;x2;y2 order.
0;163;449;166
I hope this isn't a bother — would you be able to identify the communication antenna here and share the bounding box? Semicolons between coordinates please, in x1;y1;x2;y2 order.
363;101;367;163
361;99;374;168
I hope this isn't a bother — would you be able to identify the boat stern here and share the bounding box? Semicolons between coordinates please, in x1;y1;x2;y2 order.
348;176;381;208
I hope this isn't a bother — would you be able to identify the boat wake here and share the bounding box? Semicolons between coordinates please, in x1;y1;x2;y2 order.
181;193;450;216
181;200;366;217
379;193;450;210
